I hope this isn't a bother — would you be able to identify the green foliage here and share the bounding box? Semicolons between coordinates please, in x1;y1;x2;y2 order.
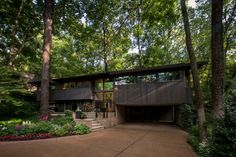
50;116;74;126
30;121;54;133
0;114;91;139
63;123;75;133
188;96;236;157
0;67;38;119
74;124;90;135
50;125;68;137
210;96;236;157
0;124;17;136
0;119;22;126
64;110;73;117
187;125;200;152
0;0;42;69
179;104;194;131
198;140;211;157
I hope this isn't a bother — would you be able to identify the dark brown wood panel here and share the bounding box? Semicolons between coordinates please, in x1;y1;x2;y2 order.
115;81;192;106
36;88;93;101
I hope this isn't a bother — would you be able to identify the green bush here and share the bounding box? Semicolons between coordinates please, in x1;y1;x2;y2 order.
63;123;75;133
198;140;211;157
187;125;200;153
50;116;74;126
179;104;194;131
210;96;236;157
74;124;90;135
0;124;17;136
50;125;68;137
31;121;54;133
187;134;199;152
0;67;38;119
64;110;73;117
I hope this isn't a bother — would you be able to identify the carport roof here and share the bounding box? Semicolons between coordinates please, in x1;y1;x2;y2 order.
30;61;207;84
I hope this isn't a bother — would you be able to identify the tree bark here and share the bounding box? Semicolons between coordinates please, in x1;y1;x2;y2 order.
180;0;206;142
211;0;224;120
40;0;53;115
102;23;108;73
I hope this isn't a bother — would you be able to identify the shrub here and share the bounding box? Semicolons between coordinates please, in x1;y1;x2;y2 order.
31;121;54;133
187;125;200;152
187;134;199;152
179;104;194;131
50;116;73;126
64;110;73;117
198;140;211;157
63;123;75;133
74;124;90;135
0;124;17;136
210;96;236;157
50;125;68;137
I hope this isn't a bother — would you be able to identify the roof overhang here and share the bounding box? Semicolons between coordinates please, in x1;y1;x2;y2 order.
29;61;207;85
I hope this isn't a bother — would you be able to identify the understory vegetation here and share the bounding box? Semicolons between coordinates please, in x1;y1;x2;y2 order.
182;95;236;157
0;111;90;141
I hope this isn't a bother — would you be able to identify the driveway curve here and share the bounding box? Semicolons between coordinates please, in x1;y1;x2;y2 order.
0;123;196;157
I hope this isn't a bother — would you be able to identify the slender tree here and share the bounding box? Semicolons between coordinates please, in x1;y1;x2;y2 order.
40;0;53;115
211;0;224;121
180;0;206;142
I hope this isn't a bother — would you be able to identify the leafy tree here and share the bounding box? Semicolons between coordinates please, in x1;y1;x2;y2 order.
180;0;206;142
0;66;37;119
0;0;42;68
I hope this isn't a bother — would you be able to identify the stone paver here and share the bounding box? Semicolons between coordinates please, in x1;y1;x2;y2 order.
0;123;196;157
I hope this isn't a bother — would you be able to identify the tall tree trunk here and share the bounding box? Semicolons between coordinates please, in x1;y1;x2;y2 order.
102;23;108;73
137;0;142;68
180;0;206;142
211;0;224;121
40;0;53;115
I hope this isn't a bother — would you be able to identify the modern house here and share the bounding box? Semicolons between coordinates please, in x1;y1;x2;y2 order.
30;62;207;127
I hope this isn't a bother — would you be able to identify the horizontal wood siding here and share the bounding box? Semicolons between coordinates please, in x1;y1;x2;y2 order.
115;81;192;106
36;88;93;101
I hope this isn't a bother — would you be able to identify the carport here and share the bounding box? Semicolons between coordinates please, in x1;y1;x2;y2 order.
115;80;192;124
125;106;174;122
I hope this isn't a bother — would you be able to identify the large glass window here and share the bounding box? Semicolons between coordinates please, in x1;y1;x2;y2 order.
95;80;103;90
63;82;76;89
115;76;135;85
137;74;157;83
95;79;113;91
158;71;181;82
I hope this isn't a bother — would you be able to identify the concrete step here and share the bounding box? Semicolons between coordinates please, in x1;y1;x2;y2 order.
91;120;104;132
91;125;104;132
92;123;101;127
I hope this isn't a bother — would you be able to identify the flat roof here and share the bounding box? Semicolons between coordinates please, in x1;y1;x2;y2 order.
30;61;207;84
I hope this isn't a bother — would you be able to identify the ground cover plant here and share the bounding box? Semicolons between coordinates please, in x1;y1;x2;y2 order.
0;111;90;141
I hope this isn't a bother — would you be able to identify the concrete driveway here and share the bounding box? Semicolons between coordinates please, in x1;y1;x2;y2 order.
0;123;196;157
